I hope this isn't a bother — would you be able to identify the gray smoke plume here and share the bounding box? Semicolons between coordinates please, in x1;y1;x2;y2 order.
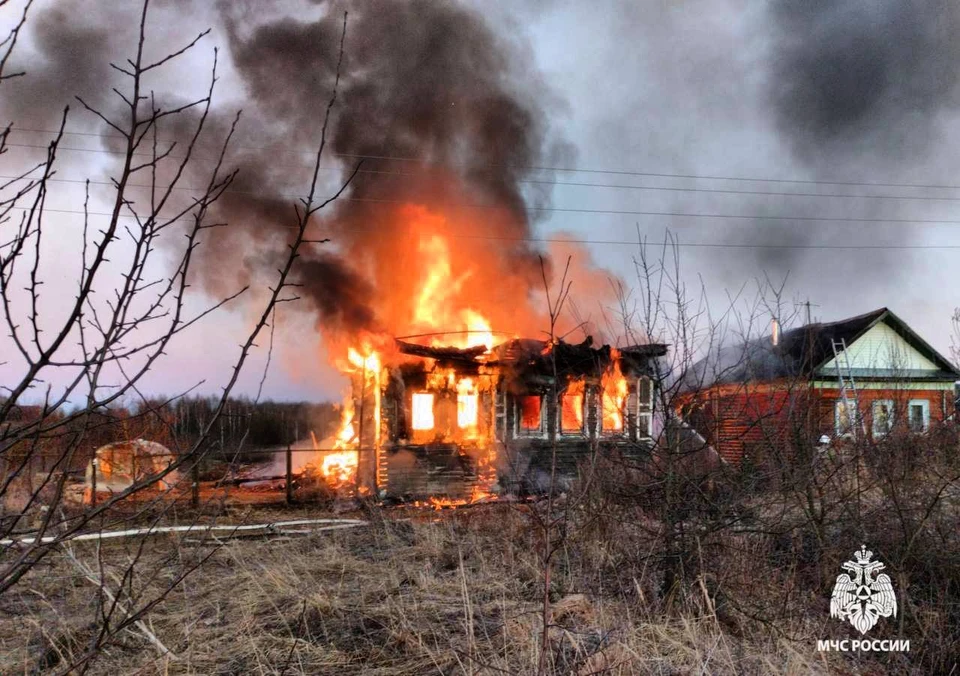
759;0;960;289
769;0;960;168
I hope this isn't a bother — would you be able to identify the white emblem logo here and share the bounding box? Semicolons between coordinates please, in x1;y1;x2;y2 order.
830;545;897;635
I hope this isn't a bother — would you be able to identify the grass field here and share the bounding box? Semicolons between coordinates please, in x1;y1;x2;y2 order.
1;499;900;675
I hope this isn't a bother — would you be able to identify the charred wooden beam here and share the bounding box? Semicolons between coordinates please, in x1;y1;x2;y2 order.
395;339;488;362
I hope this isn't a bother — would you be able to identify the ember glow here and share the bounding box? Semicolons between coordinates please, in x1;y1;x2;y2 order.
561;380;585;432
320;452;359;487
456;378;479;429
412;392;435;430
520;395;542;431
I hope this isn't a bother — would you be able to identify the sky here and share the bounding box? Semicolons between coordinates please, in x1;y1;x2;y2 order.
2;0;960;405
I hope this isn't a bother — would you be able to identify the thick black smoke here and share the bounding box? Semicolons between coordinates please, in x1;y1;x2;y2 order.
769;0;960;168
200;0;565;336
4;0;567;342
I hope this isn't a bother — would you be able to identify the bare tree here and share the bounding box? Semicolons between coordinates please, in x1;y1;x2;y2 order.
0;1;354;669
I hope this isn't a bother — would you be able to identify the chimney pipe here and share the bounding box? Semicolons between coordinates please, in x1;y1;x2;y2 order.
771;318;780;347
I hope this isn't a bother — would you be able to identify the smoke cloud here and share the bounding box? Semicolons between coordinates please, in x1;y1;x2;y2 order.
769;0;960;168
196;0;580;348
10;0;955;365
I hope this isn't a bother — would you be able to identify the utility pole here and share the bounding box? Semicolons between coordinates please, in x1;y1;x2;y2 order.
804;299;820;326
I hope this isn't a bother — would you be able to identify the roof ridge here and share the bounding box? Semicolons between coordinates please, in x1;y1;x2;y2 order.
796;307;887;332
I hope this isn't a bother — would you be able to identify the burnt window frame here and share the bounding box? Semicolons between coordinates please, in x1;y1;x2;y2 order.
559;383;587;436
516;394;545;437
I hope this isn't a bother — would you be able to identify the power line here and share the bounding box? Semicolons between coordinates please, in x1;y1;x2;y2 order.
344;196;960;225
13;196;960;225
9;167;960;203
6;205;959;251
8;173;960;224
10;128;960;192
424;233;960;251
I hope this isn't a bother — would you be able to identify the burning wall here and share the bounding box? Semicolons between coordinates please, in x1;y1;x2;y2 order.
349;338;668;500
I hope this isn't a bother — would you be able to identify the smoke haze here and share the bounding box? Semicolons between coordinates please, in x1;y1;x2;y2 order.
4;0;959;391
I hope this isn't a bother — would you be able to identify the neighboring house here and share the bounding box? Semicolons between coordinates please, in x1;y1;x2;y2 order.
353;338;670;498
677;308;960;465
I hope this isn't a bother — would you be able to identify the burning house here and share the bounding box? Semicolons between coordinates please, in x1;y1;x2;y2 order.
328;337;669;502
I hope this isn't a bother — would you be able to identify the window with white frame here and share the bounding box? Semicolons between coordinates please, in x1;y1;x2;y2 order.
907;399;930;432
871;400;894;437
835;398;858;437
637;376;653;438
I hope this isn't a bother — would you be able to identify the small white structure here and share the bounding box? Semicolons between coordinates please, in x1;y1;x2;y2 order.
85;439;177;502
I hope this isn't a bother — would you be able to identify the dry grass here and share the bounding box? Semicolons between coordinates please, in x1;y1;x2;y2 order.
0;503;901;675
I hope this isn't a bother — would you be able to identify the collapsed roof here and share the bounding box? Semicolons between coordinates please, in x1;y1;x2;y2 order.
396;336;669;381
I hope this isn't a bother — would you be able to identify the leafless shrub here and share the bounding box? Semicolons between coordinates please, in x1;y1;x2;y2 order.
0;2;355;670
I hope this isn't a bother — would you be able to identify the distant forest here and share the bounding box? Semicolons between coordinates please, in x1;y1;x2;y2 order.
1;396;341;470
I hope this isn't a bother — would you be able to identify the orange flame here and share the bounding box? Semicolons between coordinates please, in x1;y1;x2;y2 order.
410;232;494;351
601;355;628;432
456;377;479;430
561;380;585;432
320;451;359;486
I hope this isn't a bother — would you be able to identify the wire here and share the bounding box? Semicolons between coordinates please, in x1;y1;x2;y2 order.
443;234;960;251
8;174;960;224
10;128;960;191
5;206;958;250
344;196;960;225
12;199;960;225
8;168;960;203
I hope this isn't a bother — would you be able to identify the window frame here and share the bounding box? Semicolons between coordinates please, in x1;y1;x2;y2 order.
637;376;653;439
907;398;930;433
599;379;629;437
559;388;586;435
516;394;545;437
871;399;894;438
834;398;859;437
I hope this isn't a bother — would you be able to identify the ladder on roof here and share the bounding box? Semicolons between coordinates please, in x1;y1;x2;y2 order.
832;338;862;439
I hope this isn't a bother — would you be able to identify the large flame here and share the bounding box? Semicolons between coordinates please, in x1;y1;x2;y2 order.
320;451;359;486
409;228;494;351
601;354;629;432
302;345;382;490
320;206;562;505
